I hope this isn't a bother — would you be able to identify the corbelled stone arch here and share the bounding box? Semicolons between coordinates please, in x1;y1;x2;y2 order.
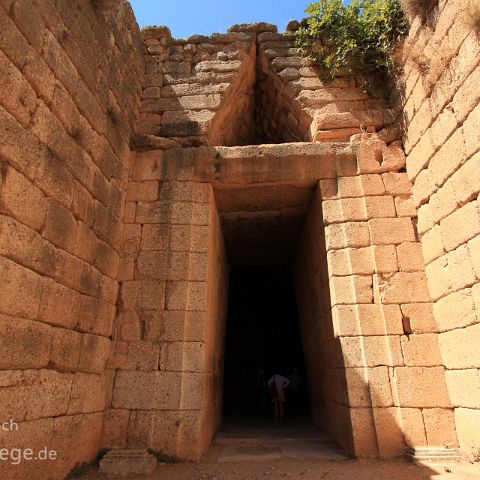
137;24;398;150
139;26;260;148
255;29;397;144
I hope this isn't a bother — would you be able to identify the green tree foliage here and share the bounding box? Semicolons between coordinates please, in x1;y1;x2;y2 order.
295;0;408;82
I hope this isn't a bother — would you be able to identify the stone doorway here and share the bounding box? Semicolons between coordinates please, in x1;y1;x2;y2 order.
108;142;455;462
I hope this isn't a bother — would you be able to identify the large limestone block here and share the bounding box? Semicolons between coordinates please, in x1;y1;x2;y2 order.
454;408;480;458
50;327;82;372
421;225;445;264
373;407;406;457
360;174;386;196
433;289;477;332
368;366;394;407
319;176;363;199
401;408;428;447
0;47;37;127
329;275;373;305
0;314;51;369
127;410;155;449
400;303;438;334
327;247;375;276
101;408;130;449
50;412;103;478
424;254;452;300
368;217;416;245
0;214;57;279
363;336;403;367
139;281;167;311
165;281;207;311
322;197;367;224
325;222;370;250
0;369;72;422
0;256;43;320
43;198;77;252
0;164;47;231
344;367;370;407
78;333;111;374
440;201;480;252
393;367;451;408
446;369;480;409
159;341;206;372
372;245;398;273
396;243;425;272
446;244;477;292
350;407;379;457
110;341;160;371
400;333;443;367
373;272;431;304
67;372;107;414
167;251;208;281
135;251;168;280
333;304;403;336
113;370;157;410
423;408;458;447
382;172;413;196
153;371;186;410
439;324;480;369
365;195;397;219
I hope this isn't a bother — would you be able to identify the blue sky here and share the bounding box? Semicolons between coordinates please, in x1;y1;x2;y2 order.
128;0;311;38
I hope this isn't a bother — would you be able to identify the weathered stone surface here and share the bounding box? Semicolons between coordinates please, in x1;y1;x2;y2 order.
132;134;181;151
400;334;442;367
369;218;416;245
99;449;157;477
454;408;480;459
423;408;458;447
439;324;480;369
373;272;431;304
0;369;72;421
394;367;451;408
373;407;406;457
227;22;277;33
1;0;479;471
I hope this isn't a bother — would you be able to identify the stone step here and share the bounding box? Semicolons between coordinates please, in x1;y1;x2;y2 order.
406;447;462;464
217;442;348;463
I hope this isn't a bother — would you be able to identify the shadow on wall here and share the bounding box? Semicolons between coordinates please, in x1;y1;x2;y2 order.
294;185;425;459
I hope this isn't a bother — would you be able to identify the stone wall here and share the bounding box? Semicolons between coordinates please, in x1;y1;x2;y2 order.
138;26;257;147
294;138;456;457
0;0;143;478
138;23;397;147
104;175;229;459
256;32;394;143
399;0;480;458
2;0;480;474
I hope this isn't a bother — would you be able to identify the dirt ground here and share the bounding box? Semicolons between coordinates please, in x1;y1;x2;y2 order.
83;455;480;480
82;420;480;479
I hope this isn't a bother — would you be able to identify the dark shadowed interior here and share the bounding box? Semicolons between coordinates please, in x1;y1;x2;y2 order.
222;264;309;421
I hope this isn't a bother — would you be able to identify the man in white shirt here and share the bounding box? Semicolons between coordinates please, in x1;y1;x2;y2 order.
268;373;290;424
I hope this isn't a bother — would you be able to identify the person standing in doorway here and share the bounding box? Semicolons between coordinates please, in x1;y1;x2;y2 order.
268;373;290;424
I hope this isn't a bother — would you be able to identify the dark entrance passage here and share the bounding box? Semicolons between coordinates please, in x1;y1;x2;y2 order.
222;264;308;421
